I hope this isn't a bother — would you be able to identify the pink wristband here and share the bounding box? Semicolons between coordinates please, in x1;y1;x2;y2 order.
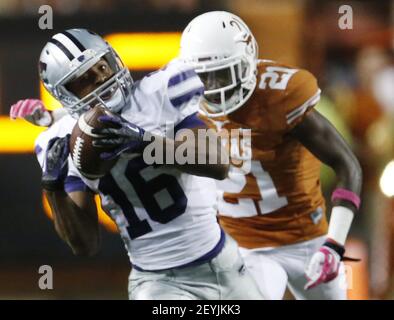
331;188;361;210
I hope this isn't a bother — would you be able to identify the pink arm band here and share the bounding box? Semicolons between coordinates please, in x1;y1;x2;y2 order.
331;188;361;210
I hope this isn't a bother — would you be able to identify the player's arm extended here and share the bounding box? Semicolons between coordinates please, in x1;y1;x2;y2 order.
45;189;100;256
156;126;229;180
289;110;362;240
289;109;362;213
41;136;100;256
289;109;362;289
92;115;230;180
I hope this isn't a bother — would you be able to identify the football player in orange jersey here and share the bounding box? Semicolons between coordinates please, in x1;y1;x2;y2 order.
179;11;362;300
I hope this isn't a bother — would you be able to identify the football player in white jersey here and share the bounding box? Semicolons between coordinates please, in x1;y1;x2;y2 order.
12;29;263;300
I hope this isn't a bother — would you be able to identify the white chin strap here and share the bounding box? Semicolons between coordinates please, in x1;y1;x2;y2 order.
103;87;125;113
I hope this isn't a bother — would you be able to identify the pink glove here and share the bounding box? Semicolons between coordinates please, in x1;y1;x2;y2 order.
10;99;52;127
304;240;343;290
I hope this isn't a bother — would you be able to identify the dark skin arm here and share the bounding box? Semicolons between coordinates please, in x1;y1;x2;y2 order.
45;189;100;256
289;110;362;212
145;126;229;180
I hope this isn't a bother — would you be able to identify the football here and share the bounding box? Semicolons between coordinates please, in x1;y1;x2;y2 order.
70;105;118;179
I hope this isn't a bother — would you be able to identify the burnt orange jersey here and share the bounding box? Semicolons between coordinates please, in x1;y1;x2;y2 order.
203;60;327;249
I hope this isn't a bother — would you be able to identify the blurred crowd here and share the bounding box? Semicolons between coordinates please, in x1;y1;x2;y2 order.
0;0;223;15
304;0;394;299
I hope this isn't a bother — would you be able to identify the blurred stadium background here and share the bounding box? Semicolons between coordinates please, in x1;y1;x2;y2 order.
0;0;393;300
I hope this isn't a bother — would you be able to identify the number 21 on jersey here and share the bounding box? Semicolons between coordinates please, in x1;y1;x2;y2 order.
217;134;288;218
259;66;297;90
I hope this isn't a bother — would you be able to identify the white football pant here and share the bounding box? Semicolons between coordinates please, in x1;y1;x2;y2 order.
239;236;347;300
128;234;265;300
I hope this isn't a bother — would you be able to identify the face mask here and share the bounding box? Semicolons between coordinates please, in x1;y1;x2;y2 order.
203;85;242;114
102;87;125;113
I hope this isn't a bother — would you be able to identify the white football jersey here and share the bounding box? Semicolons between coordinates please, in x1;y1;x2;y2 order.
35;59;221;270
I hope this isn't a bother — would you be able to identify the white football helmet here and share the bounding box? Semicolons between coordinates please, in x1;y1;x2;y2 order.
39;29;133;118
180;11;258;117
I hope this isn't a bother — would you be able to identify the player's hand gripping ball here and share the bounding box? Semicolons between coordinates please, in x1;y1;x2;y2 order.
69;105;119;179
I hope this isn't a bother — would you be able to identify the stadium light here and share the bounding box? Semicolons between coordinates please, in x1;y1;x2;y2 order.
105;32;181;70
379;160;394;197
0;117;45;153
1;32;182;153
